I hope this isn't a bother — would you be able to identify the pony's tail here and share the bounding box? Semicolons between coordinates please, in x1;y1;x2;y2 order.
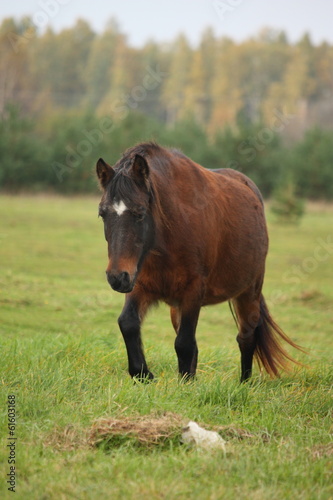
254;295;305;377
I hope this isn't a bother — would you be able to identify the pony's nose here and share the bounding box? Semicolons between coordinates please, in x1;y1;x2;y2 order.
106;271;133;293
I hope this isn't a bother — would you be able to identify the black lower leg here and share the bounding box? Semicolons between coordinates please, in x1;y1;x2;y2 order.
118;299;153;380
174;311;199;379
237;334;256;382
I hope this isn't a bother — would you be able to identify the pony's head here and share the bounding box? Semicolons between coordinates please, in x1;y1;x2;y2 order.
96;153;155;293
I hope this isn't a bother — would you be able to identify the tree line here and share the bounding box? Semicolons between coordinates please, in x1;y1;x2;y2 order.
0;17;332;198
1;103;332;199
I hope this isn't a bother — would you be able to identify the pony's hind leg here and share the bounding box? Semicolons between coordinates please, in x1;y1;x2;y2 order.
233;292;261;382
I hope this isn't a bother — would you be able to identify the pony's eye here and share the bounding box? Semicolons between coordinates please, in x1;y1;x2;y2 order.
135;210;146;222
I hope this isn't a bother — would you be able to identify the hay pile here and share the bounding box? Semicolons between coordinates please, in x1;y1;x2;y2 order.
89;412;185;448
45;413;269;452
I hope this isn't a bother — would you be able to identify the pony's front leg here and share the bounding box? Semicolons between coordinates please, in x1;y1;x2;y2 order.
118;295;153;381
174;306;200;380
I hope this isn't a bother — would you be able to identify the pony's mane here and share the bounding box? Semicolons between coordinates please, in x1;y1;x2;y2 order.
115;142;163;171
121;141;162;160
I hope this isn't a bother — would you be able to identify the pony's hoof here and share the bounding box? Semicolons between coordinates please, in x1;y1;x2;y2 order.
179;372;196;383
132;371;154;384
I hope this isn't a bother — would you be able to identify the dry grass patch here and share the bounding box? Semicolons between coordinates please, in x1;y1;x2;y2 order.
89;412;185;449
44;412;272;453
310;442;333;459
44;424;89;452
213;425;272;442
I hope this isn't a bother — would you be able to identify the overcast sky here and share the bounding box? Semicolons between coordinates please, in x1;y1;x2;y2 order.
1;0;333;46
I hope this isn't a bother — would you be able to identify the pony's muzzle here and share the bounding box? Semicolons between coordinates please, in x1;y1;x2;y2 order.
106;271;134;293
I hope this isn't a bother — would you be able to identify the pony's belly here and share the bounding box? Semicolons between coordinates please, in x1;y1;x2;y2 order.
202;265;260;305
202;282;231;305
202;294;229;306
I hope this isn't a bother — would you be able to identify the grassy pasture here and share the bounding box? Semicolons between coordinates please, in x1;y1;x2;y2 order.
0;195;332;500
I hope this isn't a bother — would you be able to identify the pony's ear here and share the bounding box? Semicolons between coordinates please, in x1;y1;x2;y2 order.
132;154;149;184
96;158;114;189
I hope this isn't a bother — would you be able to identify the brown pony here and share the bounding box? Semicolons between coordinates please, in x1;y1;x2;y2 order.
96;142;302;382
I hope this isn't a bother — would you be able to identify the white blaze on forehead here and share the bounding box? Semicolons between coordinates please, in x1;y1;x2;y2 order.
113;200;128;216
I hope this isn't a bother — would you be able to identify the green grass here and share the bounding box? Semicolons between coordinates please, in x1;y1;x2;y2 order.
0;195;332;500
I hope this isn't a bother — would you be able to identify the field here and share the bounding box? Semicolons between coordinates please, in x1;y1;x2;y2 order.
0;195;332;500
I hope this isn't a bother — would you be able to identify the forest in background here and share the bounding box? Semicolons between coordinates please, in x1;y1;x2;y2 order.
0;17;332;198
